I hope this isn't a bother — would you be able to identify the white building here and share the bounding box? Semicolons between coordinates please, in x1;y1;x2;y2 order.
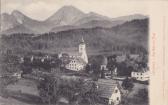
97;79;121;105
131;68;149;81
60;37;88;71
65;58;86;71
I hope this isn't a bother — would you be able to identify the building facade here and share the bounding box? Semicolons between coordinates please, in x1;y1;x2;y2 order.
131;70;149;81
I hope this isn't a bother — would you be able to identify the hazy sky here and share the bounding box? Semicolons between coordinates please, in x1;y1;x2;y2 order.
1;0;150;21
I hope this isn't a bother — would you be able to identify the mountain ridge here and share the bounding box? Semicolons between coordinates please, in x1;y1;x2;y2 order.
1;5;148;35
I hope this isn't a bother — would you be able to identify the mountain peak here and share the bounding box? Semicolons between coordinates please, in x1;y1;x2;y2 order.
56;5;84;15
60;5;77;10
1;13;10;17
11;10;25;24
11;10;23;16
46;5;85;25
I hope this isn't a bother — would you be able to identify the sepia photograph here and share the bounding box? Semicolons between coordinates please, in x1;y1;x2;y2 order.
1;0;167;105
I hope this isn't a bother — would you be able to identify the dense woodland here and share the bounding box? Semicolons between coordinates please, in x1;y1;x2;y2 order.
0;19;148;56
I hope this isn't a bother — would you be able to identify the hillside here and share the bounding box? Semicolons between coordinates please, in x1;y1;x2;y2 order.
0;19;148;56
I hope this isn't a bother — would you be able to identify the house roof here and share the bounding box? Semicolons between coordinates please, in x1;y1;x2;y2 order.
70;57;87;65
97;79;118;99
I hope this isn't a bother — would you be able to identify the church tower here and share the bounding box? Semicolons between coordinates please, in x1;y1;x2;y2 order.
79;37;88;63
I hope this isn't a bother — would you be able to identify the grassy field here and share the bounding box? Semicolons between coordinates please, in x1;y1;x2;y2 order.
0;96;30;105
1;78;41;105
6;78;39;96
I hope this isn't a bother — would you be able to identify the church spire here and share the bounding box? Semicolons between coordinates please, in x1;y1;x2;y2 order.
81;36;85;44
79;36;88;63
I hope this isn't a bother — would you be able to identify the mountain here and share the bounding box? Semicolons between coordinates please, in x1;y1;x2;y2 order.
1;6;148;35
73;12;111;25
11;10;53;33
1;10;51;34
79;20;125;28
45;6;85;26
1;24;35;34
36;19;149;52
1;13;20;31
112;14;147;21
50;20;125;33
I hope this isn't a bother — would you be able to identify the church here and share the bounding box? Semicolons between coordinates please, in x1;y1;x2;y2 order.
59;37;88;71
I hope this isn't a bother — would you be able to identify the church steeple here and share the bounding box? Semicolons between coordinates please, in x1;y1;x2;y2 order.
80;36;85;44
79;36;88;63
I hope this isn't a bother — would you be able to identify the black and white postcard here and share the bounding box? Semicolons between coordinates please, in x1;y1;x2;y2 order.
0;0;168;105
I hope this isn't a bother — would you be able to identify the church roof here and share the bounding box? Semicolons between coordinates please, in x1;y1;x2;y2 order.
97;79;119;99
60;51;82;57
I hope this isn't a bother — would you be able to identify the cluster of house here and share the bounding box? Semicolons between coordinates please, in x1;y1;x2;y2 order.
58;38;122;105
16;37;150;105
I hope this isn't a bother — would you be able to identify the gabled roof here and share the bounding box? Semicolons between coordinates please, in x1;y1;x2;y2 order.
97;79;119;98
69;57;87;65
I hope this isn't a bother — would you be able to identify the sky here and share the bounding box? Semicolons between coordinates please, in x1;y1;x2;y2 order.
1;0;150;21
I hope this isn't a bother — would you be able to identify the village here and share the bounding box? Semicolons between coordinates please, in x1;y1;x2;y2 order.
0;37;149;105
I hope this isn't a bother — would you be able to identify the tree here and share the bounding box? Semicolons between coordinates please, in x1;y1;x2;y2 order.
122;78;134;92
106;55;118;78
117;62;133;76
90;63;101;81
136;88;148;102
85;64;91;73
37;76;100;105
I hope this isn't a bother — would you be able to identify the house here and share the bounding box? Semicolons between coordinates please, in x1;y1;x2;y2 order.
59;37;88;71
116;55;126;63
12;71;22;79
97;79;121;105
131;68;149;81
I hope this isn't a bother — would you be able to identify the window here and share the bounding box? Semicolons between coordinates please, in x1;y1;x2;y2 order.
117;97;119;101
115;90;118;93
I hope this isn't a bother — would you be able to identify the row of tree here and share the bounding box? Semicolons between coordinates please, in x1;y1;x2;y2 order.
37;75;99;105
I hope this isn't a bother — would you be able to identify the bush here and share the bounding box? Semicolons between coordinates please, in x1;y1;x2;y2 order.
136;88;149;102
37;75;100;105
122;78;134;91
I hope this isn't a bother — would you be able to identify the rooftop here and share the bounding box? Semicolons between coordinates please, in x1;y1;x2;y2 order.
97;79;118;98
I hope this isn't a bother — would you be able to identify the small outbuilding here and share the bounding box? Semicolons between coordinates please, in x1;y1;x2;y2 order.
97;79;121;105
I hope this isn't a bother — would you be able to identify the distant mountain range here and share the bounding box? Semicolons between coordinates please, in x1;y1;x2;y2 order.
0;5;148;35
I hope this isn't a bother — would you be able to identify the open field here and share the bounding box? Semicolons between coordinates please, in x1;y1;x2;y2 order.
0;96;30;105
6;78;39;96
1;78;41;105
